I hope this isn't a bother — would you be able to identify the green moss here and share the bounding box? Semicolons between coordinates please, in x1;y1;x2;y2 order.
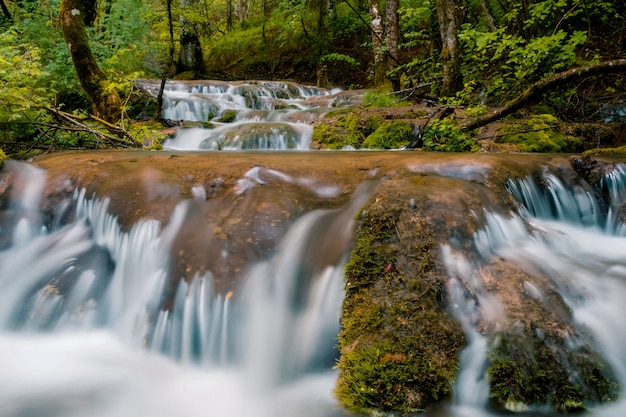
216;110;238;123
363;91;411;108
362;120;414;149
496;114;583;153
583;146;626;155
0;148;6;168
487;328;620;413
312;124;351;149
336;193;465;413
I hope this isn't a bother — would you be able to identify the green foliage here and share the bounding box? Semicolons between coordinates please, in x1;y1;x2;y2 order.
0;30;52;116
0;148;6;167
129;122;166;149
362;121;414;149
422;119;479;152
363;91;411;108
319;53;359;68
459;26;588;99
495;114;582;152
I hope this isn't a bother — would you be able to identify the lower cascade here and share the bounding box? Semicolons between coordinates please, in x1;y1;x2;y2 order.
3;152;626;416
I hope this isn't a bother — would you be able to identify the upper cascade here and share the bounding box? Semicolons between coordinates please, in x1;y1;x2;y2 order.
137;79;361;151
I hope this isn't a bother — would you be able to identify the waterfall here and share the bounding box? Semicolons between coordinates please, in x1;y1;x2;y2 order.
442;162;626;416
137;79;357;150
0;161;373;417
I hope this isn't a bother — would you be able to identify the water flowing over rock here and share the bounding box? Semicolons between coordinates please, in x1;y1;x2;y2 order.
137;79;361;150
3;151;626;417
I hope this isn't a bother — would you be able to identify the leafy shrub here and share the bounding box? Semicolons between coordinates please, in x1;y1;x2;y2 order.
422;119;479;152
363;91;411;108
362;121;414;149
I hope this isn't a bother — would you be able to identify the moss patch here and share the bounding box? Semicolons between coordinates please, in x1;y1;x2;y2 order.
583;145;626;155
0;148;5;168
495;114;583;153
488;327;619;412
216;110;238;123
336;180;465;413
362;121;414;149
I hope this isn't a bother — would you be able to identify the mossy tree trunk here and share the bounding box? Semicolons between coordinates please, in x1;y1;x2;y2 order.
178;0;206;76
436;0;463;97
385;0;400;91
370;0;386;89
59;0;122;123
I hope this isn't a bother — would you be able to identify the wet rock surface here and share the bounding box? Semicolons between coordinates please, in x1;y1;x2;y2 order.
2;150;625;414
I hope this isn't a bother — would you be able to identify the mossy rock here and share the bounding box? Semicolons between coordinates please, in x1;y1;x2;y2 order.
126;88;159;121
495;114;583;153
583;145;626;155
478;257;621;413
336;179;465;413
488;327;619;413
216;110;238;123
362;120;414;149
312;123;351;149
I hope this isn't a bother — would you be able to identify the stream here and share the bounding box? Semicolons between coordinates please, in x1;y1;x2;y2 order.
1;81;626;417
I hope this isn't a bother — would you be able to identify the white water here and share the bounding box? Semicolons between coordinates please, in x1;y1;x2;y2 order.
0;161;370;417
6;155;626;416
138;80;354;150
439;165;626;416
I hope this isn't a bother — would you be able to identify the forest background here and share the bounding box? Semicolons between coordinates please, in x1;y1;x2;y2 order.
0;0;624;159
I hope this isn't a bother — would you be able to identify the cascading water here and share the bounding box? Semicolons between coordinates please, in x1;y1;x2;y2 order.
0;160;374;417
441;162;626;416
138;79;358;150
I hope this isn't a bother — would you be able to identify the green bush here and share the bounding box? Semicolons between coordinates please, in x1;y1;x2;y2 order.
422;119;479;152
362;120;414;149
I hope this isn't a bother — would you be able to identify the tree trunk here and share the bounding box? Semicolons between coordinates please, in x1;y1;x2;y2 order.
436;0;463;97
462;59;626;131
479;0;496;31
385;0;400;91
59;0;122;123
0;0;13;24
178;0;205;76
370;0;386;88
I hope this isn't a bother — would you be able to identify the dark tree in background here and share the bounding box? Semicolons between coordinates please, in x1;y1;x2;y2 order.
436;0;463;97
59;0;122;122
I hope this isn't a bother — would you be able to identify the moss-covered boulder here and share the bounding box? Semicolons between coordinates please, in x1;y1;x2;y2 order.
361;120;414;149
494;114;583;153
336;178;466;413
480;259;620;413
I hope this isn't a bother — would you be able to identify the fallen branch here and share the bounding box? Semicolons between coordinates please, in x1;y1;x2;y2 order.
462;59;626;132
45;107;140;148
